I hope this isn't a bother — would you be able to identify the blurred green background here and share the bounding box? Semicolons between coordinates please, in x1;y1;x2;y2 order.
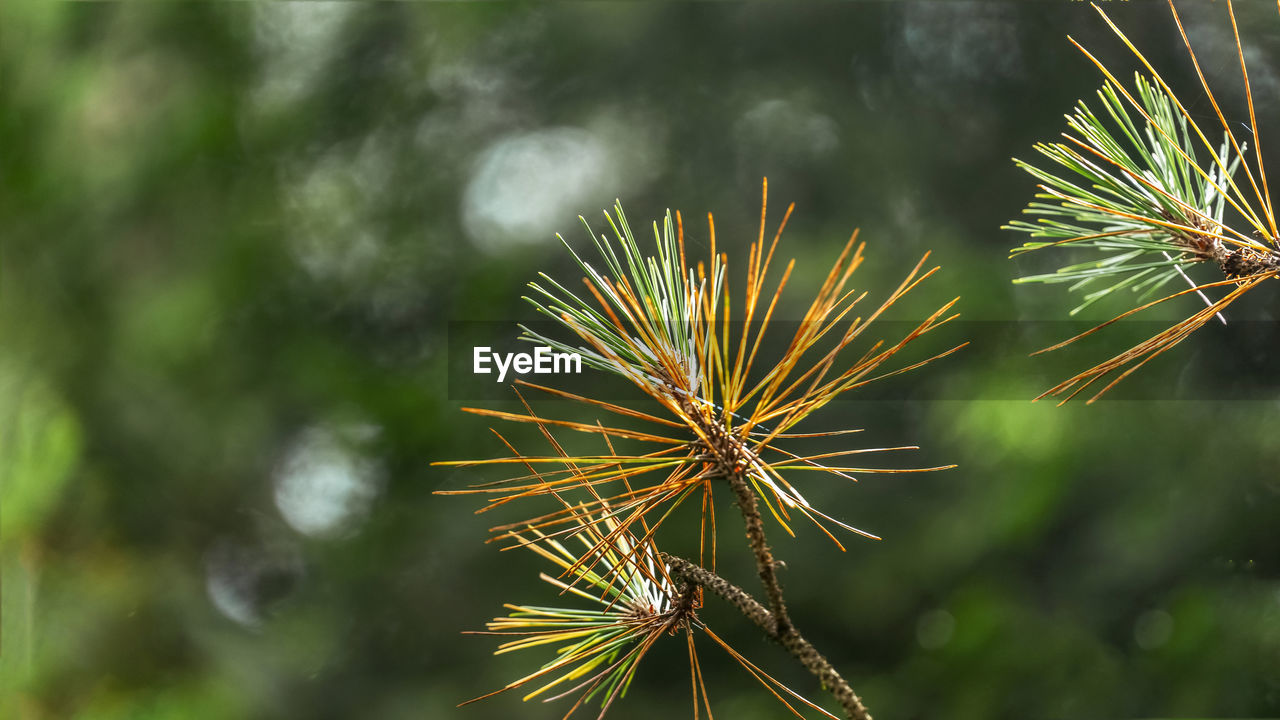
3;2;1279;719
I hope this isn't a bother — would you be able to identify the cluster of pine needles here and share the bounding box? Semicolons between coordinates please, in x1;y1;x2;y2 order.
1007;0;1280;404
429;2;1280;716
436;181;963;719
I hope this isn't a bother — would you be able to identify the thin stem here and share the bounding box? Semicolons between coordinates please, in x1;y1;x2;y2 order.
664;469;875;720
663;553;872;720
725;468;793;634
674;388;795;630
664;553;776;634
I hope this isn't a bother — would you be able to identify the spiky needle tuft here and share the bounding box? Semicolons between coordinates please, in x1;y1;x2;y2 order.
1006;0;1280;404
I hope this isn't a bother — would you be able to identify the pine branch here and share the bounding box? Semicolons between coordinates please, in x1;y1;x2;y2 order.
1004;0;1280;403
664;552;873;720
663;554;775;633
727;467;792;633
442;182;959;717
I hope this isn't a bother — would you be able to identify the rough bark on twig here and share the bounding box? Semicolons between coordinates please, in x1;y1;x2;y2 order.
675;387;873;720
663;553;873;720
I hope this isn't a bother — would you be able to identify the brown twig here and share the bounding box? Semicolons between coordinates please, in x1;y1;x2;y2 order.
663;553;775;634
725;468;794;633
673;386;874;720
1168;214;1280;279
663;551;873;720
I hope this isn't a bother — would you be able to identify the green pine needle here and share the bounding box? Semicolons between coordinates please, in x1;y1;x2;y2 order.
1005;73;1239;314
